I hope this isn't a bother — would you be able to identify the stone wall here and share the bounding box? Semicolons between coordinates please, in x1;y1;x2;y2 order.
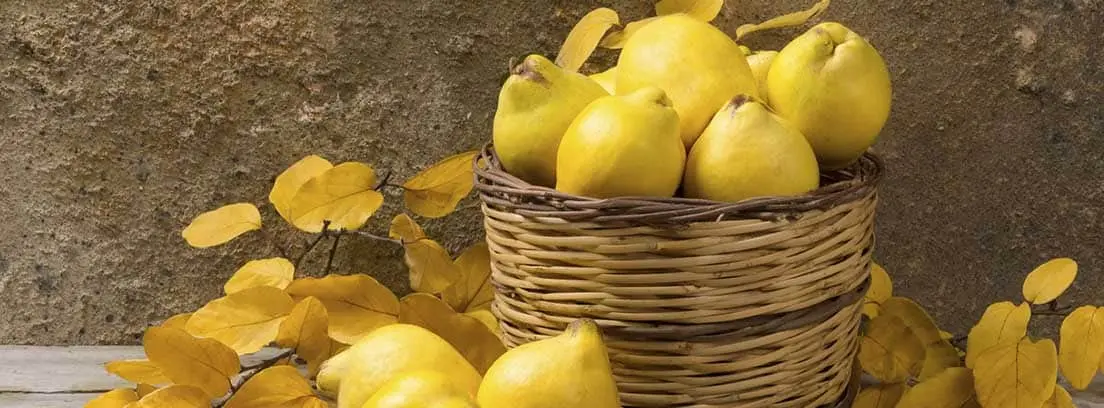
0;0;1100;344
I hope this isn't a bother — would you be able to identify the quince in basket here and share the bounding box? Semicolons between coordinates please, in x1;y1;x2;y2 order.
767;22;893;170
555;86;686;199
492;54;608;188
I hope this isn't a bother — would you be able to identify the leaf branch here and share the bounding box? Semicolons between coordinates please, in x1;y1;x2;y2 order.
346;230;402;245
294;220;332;269
324;233;341;275
1032;301;1074;317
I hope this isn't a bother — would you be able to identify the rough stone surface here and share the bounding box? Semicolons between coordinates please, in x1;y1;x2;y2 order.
0;1;1100;345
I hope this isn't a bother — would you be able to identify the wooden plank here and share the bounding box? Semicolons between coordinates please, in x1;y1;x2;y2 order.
0;346;143;393
0;392;97;408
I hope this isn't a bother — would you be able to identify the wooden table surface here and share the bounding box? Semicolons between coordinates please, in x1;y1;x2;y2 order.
1;346;1102;407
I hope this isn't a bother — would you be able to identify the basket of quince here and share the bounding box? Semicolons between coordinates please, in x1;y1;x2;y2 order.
473;2;889;407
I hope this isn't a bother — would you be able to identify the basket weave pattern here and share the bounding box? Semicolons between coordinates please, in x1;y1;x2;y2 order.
474;144;883;407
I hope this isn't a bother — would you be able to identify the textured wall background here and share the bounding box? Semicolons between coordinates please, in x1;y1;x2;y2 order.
0;0;1100;345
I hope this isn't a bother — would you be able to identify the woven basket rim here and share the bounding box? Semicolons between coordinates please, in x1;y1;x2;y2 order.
474;142;884;224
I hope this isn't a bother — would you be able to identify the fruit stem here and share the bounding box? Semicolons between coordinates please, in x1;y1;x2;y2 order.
511;58;547;84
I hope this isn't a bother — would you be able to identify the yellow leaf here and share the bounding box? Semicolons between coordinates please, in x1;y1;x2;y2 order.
402;150;479;218
852;383;907;408
880;296;943;345
104;359;169;385
555;7;619;72
143;327;240;399
940;330;954;341
224;257;295;295
919;340;964;380
656;0;724;21
181;203;262;248
734;0;831;40
1059;305;1104;390
269;155;334;223
599;17;658;49
135;383;158;398
288;162;384;233
1022;258;1078;305
973;337;1058;408
403;238;462;294
1043;385;1076;408
126;384;211;408
399;293;506;374
159;312;192;330
85;388;138;408
184;286;295;354
859;314;925;382
897;367;979;408
224;365;328;408
862;262;893;318
286;274;399;344
442;241;494;312
965;301;1031;368
465;308;502;340
276;296;331;376
388;213;425;243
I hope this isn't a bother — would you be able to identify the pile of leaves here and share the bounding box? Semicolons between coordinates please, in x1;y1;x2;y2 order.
857;258;1098;408
88;151;506;407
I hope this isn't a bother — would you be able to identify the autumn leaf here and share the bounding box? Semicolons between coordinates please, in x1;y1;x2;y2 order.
735;0;831;40
224;366;328;408
656;0;724;21
159;312;193;330
389;213;425;243
1044;385;1076;408
85;388;138;408
897;367;980;408
269;155;334;223
104;359;169;385
1059;306;1104;390
919;340;964;381
1022;257;1078;305
965;301;1031;368
127;384;211;408
555;7;619;72
286;274;399;344
859;314;925;382
224;257;295;295
879;296;943;345
143;327;240;398
136;383;158;398
403;238;462;294
852;383;907;408
399;293;506;374
185;286;295;354
402;150;479;218
973;337;1058;408
442;241;494;313
940;330;954;341
465;308;502;340
863;262;893;318
181;203;261;248
276;296;331;376
288;162;384;233
599;17;658;49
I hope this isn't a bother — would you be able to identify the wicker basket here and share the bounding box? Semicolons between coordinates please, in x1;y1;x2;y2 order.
473;143;883;407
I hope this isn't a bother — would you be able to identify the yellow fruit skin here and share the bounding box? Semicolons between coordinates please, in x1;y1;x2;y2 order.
616;13;759;148
767;22;892;170
554;86;685;199
588;66;617;94
493;54;609;187
315;347;353;398
477;319;620;408
682;96;820;202
746;51;778;105
361;369;478;408
336;324;481;408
